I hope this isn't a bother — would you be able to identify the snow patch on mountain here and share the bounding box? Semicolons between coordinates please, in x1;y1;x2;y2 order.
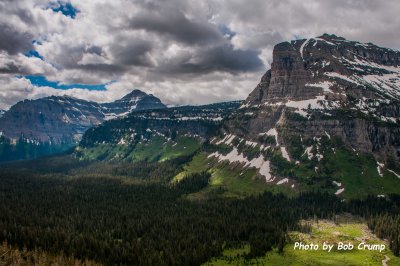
335;188;345;195
333;181;342;187
208;148;273;181
277;178;289;185
280;147;290;161
388;169;400;179
265;128;278;144
303;146;313;160
300;38;311;60
377;162;385;177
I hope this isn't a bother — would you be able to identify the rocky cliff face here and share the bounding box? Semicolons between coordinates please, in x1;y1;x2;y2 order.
224;34;400;165
207;34;400;197
0;90;166;145
0;96;105;144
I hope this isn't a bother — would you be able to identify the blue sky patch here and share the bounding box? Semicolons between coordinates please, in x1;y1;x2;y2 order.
25;50;44;60
50;1;78;19
24;75;109;91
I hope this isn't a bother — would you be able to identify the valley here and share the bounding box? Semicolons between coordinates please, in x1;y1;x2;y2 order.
1;155;399;265
0;34;399;265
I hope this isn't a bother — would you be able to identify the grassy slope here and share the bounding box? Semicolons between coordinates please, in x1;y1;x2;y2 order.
173;146;400;200
204;216;400;266
285;146;400;198
78;136;200;163
173;153;293;199
80;134;400;199
326;149;400;198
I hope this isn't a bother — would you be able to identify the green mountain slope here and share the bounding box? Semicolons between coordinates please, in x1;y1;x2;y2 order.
76;101;241;163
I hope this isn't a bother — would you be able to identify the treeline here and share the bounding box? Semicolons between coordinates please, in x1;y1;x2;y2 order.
368;214;400;256
173;172;211;193
0;157;400;265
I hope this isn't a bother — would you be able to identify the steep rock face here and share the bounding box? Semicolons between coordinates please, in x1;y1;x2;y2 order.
0;96;105;144
225;34;400;165
0;90;166;145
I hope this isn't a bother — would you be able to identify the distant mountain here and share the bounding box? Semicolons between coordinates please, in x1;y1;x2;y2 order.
0;89;166;144
102;89;166;118
0;89;166;161
0;96;105;145
77;101;241;162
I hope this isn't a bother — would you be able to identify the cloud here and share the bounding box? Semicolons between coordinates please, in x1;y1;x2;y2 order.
128;3;223;45
0;0;400;109
109;37;155;67
156;44;263;75
0;52;57;76
0;24;33;55
0;75;122;110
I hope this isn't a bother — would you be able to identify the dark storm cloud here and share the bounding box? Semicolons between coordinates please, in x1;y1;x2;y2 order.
14;8;35;25
158;45;263;75
0;61;20;74
0;24;33;55
129;5;223;45
76;64;125;73
202;45;263;72
85;45;102;55
110;39;155;67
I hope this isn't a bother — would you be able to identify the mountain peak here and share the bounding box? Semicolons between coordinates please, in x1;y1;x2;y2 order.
318;33;346;41
101;89;166;117
120;89;148;100
228;34;400;165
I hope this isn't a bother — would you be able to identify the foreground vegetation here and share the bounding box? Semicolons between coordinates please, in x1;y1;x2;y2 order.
0;241;98;266
205;215;400;265
0;155;399;265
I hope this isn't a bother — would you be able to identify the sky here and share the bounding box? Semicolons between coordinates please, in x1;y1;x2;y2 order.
0;0;400;109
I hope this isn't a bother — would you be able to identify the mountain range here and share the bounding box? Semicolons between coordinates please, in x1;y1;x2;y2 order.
0;89;166;161
0;89;165;144
77;101;241;162
0;34;399;198
1;33;400;265
76;34;400;198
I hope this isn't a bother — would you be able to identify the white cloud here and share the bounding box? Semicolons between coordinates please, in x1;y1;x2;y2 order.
0;0;399;109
